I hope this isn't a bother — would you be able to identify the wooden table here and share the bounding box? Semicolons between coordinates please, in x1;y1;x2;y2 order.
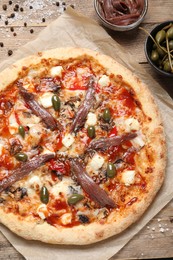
0;0;173;259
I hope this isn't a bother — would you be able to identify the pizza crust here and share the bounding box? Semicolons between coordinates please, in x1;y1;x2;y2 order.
0;48;166;244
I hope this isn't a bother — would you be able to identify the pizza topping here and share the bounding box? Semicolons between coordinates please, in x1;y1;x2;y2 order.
37;204;49;220
98;75;110;87
87;153;105;173
39;92;54;108
88;132;137;150
86;112;97;126
106;162;116;178
50;66;63;78
87;125;95;139
18;125;25;138
40;186;49;204
52;94;61;112
19;86;61;131
103;108;111;123
15;152;28;162
62;133;75;148
121;170;136;186
0;153;55;193
60;213;73;225
70;77;95;132
78;214;90;224
70;159;116;208
67;194;84;205
9;138;23;156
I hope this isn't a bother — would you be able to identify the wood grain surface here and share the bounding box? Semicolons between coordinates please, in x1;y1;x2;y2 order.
0;0;173;259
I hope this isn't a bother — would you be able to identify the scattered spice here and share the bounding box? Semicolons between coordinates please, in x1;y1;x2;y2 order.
14;7;19;12
13;32;17;36
62;2;66;5
20;7;24;12
29;6;33;9
70;4;75;9
9;1;13;5
30;29;34;34
8;50;13;56
24;22;27;27
2;4;7;11
0;42;4;47
15;4;19;9
5;20;8;25
10;27;14;32
10;13;15;18
42;18;46;22
63;7;66;11
170;217;173;223
56;2;60;6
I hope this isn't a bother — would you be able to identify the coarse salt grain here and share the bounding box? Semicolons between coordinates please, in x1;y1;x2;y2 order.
159;228;165;233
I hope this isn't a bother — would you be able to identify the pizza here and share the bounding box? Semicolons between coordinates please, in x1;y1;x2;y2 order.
0;48;166;245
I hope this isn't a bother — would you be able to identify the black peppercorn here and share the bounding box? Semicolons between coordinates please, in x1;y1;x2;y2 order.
3;4;7;11
29;6;33;9
8;50;13;56
13;32;17;36
30;29;34;34
10;13;15;18
20;7;24;12
78;215;89;224
10;27;14;32
0;42;4;47
56;2;60;6
24;22;27;27
9;1;12;5
5;20;8;25
42;18;45;22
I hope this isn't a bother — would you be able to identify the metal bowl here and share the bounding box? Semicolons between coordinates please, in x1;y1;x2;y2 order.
94;0;148;32
145;21;173;77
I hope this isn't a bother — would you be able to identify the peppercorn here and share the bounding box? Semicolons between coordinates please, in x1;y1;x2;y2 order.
5;20;8;25
70;4;75;9
0;42;4;47
10;27;14;32
30;29;34;34
62;2;66;5
63;7;66;11
42;18;45;22
8;50;13;56
56;2;60;6
14;7;18;12
2;4;7;11
24;22;27;27
29;6;33;9
9;1;12;5
20;7;24;12
13;32;17;36
15;4;19;8
10;13;15;18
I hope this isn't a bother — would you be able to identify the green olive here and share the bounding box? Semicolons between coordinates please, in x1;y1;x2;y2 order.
163;60;172;72
40;186;49;204
15;152;28;162
52;95;60;111
152;43;157;49
106;163;116;178
18;125;25;138
169;40;173;50
151;50;159;62
157;47;167;58
67;194;84;205
87;126;95;139
155;30;166;43
103;108;111;123
166;26;173;39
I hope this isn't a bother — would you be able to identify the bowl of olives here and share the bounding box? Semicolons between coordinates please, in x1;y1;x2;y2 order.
144;21;173;77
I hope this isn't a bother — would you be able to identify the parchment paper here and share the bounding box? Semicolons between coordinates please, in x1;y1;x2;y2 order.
0;7;173;260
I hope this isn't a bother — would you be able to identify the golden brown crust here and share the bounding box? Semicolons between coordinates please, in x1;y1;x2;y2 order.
0;47;166;245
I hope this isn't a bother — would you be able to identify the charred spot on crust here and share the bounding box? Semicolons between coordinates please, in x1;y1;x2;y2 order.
78;214;89;224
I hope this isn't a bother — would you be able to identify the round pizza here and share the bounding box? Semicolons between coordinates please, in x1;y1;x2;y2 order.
0;48;166;245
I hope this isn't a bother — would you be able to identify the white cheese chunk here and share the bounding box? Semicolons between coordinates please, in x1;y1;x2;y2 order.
0;144;3;155
86;112;97;126
131;135;145;148
39;92;53;108
8;112;18;135
37;204;48;220
62;133;75;148
60;213;72;225
87;153;105;173
98;75;110;87
122;170;135;186
50;66;63;77
124;118;140;132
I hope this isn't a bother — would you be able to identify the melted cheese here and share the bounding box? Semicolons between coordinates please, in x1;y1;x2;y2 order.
60;213;72;225
50;66;63;77
87;153;105;174
98;75;110;87
62;133;75;148
39;92;53;108
8;112;18;135
86;112;97;126
51;177;75;197
37;204;48;219
121;170;135;186
124;118;140;132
